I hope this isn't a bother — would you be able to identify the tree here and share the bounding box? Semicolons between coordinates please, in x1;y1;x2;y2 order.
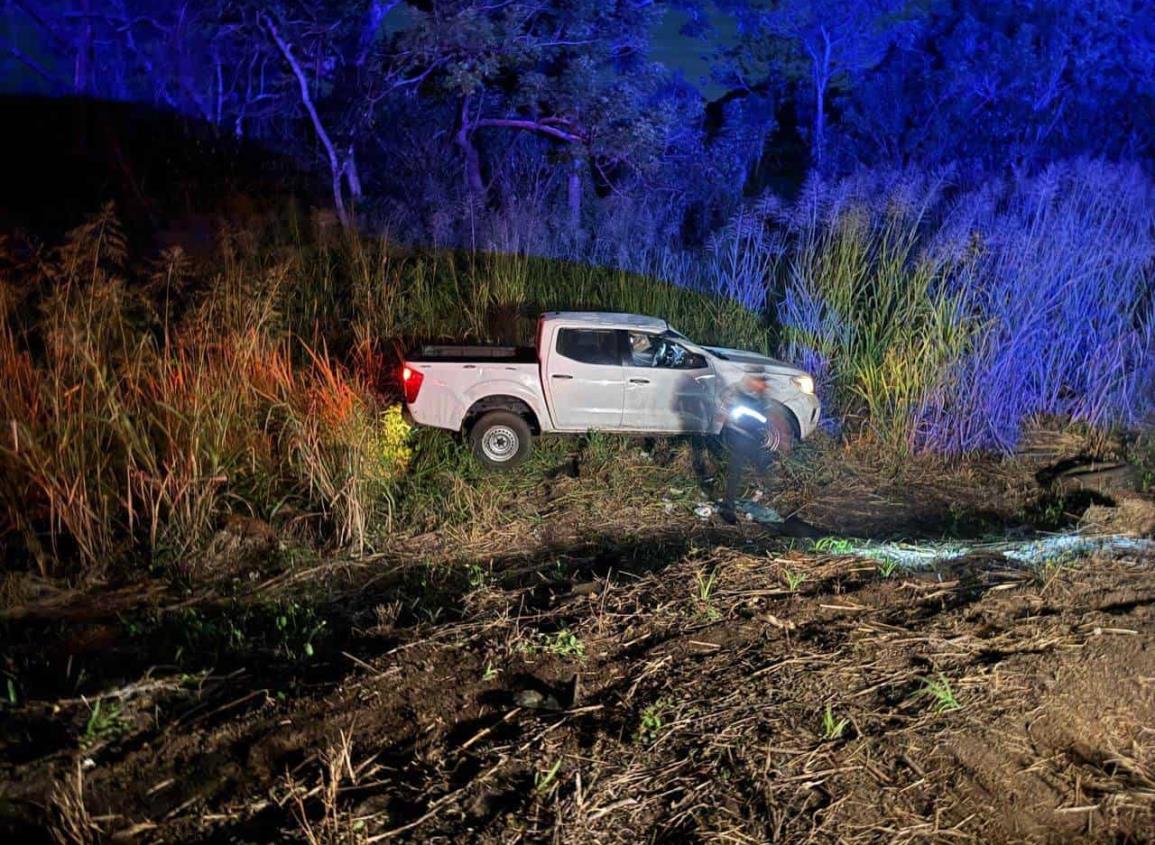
259;10;361;228
839;0;1155;169
382;0;679;222
713;0;919;171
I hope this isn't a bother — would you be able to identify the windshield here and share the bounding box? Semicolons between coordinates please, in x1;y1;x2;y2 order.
665;329;727;360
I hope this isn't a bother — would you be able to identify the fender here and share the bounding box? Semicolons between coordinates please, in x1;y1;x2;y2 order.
461;379;551;432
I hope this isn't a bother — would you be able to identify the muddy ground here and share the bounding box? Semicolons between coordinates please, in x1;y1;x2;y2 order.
2;438;1154;844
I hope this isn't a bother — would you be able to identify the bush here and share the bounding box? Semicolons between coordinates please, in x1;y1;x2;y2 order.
0;209;410;576
768;163;1155;453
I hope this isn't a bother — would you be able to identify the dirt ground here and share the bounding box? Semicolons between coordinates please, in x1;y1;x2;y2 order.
2;438;1154;844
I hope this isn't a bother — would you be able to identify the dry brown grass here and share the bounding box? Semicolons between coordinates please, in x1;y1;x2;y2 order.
286;729;371;845
0;210;410;579
46;763;99;845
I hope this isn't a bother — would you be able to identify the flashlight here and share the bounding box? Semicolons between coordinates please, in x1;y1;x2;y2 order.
730;405;768;424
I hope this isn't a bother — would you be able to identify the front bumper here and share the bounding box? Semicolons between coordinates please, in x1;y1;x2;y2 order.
783;392;822;439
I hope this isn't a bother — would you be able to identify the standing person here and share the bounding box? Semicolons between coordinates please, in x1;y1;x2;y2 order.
715;374;795;523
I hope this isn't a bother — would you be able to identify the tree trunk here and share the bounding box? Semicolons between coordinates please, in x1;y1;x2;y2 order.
813;75;826;170
567;159;582;228
811;29;832;171
357;1;401;66
344;148;362;201
331;174;349;230
260;13;353;228
455;98;485;200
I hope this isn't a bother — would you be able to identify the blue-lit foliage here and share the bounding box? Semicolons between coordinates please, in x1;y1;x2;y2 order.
771;164;1154;452
1;1;1152;449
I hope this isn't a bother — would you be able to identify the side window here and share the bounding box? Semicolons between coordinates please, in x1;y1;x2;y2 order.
630;333;707;370
556;328;622;366
628;332;658;367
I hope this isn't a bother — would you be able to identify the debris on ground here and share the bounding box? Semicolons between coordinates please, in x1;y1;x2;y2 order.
513;688;564;711
823;533;1155;571
735;499;783;524
1080;495;1155;537
1041;460;1141;497
6;528;1150;843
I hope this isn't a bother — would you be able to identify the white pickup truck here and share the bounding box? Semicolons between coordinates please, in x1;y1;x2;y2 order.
402;312;820;468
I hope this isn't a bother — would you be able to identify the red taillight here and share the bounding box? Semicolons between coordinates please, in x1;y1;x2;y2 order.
402;365;424;404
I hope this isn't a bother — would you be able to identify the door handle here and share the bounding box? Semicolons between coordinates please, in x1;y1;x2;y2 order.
629;377;651;384
552;374;573;380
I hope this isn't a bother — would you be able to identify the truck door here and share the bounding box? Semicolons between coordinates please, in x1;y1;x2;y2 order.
543;327;626;430
622;332;716;432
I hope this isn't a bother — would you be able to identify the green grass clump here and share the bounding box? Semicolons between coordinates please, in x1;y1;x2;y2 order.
542;629;585;658
635;699;669;745
820;703;850;740
917;674;962;713
781;570;807;592
774;187;977;453
83;698;127;745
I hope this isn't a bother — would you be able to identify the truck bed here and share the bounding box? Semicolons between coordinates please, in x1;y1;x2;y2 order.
407;344;538;364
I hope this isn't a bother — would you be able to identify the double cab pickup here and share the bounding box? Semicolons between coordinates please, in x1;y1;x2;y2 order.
402;312;820;468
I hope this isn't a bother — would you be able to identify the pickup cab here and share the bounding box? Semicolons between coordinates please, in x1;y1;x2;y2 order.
402;312;820;468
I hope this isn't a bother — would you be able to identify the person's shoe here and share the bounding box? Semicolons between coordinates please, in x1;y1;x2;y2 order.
719;505;739;525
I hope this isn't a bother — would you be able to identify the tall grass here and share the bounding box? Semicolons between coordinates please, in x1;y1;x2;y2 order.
0;208;411;577
768;164;1154;452
0;206;763;578
920;162;1155;451
2;160;1151;577
770;172;978;450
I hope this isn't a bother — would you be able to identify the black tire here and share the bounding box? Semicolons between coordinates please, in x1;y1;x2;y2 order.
766;399;802;447
470;411;533;470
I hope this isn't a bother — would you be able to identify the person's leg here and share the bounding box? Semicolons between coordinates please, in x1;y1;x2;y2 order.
722;428;752;516
753;446;774;478
724;451;743;512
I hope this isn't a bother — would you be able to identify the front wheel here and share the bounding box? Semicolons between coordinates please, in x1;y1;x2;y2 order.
470;411;533;470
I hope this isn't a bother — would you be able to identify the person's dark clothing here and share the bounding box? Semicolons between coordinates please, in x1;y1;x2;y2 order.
717;387;795;518
723;425;773;516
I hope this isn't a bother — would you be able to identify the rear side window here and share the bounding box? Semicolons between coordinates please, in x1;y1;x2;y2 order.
556;329;622;366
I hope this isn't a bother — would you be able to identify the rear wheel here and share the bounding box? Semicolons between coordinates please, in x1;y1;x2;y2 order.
470;411;533;470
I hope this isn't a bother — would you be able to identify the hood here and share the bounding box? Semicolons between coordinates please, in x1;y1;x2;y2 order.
703;346;806;377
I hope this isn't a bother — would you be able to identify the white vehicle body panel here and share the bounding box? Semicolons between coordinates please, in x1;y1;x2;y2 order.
405;362;545;432
622;364;717;431
542;326;625;430
403;312;821;440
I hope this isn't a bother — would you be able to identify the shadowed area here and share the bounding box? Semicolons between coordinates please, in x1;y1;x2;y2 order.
2;430;1153;842
0;96;321;238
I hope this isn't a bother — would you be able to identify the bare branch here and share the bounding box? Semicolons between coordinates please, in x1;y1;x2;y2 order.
8;47;69;91
474;118;586;144
259;11;352;227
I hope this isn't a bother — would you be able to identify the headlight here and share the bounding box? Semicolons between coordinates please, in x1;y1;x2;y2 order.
793;375;815;395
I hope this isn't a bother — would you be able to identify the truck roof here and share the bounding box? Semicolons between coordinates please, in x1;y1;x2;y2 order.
541;311;669;332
